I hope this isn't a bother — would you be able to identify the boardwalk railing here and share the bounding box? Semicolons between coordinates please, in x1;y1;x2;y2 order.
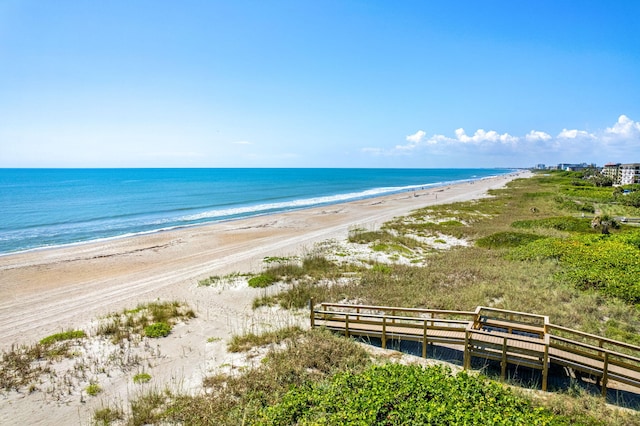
546;324;640;394
310;301;640;396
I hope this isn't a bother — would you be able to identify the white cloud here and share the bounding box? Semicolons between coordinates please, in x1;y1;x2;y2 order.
454;128;518;144
233;140;252;145
525;130;552;142
605;114;640;138
557;129;595;139
406;130;426;144
371;114;640;166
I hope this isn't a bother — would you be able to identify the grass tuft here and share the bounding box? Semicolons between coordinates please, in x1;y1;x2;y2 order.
133;372;152;384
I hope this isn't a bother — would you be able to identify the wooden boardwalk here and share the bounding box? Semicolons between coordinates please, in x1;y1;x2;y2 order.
310;301;640;396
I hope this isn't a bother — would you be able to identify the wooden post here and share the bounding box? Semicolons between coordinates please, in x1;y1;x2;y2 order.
345;314;350;338
463;330;470;370
309;298;315;328
501;336;508;382
382;315;387;349
542;340;549;392
602;352;609;398
422;319;428;358
598;339;604;358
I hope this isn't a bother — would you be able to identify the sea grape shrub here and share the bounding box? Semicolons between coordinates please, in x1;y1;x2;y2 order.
256;363;560;425
510;232;640;303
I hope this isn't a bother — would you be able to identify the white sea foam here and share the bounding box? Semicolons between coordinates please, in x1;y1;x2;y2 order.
177;183;439;222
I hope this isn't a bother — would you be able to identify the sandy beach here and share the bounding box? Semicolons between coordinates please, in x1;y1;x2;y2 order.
0;170;529;425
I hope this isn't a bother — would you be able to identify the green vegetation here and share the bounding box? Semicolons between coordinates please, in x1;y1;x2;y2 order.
476;231;544;248
257;363;559;425
511;216;593;233
106;328;640;425
372;263;393;274
133;372;152;384
198;272;251;287
1;331;91;392
39;330;86;346
97;300;195;343
1;300;195;398
93;405;124;425
144;322;172;338
247;273;277;288
227;325;303;352
510;232;640;304
128;389;167;426
113;329;371;425
85;382;102;396
0;344;49;391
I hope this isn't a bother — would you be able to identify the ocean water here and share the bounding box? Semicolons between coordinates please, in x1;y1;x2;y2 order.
0;168;512;255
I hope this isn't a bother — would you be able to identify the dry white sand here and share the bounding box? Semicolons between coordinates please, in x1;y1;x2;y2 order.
0;170;530;425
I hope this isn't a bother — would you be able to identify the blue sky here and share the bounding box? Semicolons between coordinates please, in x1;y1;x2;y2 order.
1;1;639;168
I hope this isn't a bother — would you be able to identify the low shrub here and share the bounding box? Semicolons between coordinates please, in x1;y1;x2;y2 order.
144;322;172;338
256;363;561;425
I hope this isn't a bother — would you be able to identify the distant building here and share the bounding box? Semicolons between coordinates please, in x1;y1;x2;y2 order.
534;164;546;170
620;163;640;185
556;162;595;171
602;162;621;185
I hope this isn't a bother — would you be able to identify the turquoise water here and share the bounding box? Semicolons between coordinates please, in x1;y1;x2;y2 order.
0;168;512;255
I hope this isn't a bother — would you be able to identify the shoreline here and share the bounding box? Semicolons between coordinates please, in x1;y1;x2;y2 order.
0;171;516;258
0;170;531;425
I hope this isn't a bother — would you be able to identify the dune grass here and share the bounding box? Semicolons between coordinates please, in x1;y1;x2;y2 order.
96;300;195;343
1;300;195;401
